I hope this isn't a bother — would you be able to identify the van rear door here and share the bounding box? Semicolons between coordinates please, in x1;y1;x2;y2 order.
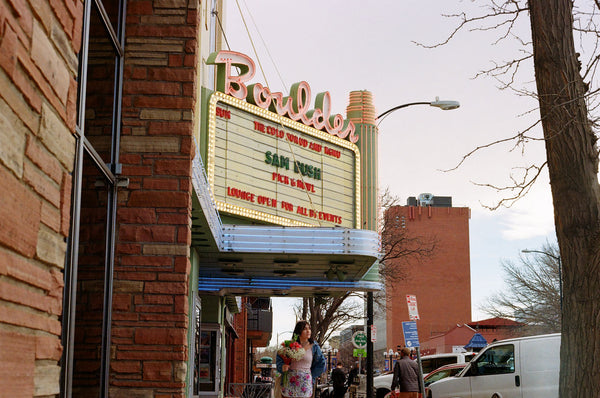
469;343;521;398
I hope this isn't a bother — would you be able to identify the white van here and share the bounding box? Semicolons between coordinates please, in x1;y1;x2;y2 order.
428;333;560;398
373;352;475;398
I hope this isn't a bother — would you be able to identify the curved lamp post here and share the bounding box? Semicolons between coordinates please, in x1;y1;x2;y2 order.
377;97;460;126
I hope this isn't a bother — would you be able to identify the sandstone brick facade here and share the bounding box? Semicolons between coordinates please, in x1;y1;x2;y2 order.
0;0;82;395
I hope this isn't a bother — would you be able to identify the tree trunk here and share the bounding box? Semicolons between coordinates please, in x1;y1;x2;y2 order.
529;1;600;396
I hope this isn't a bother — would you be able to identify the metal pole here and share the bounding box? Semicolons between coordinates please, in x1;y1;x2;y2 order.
415;347;425;396
366;292;373;398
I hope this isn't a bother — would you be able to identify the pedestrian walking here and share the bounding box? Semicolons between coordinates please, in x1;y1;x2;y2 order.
276;320;326;398
331;362;347;398
390;347;421;398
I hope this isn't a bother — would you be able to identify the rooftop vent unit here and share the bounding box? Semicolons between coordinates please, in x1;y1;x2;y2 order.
418;193;434;206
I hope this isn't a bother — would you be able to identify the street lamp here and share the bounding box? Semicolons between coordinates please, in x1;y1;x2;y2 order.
376;97;460;126
323;346;339;375
522;249;563;312
364;96;459;398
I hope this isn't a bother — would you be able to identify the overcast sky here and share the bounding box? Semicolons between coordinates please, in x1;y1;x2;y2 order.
221;0;556;346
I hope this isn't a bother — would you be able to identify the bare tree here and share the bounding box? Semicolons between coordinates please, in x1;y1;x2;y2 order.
481;242;561;334
379;188;437;286
423;1;600;395
293;294;363;346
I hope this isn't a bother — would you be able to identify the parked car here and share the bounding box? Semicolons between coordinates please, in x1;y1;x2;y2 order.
428;333;560;398
373;352;475;398
422;363;468;398
420;352;476;376
424;363;467;387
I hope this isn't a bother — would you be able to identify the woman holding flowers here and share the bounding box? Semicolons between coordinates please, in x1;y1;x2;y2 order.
276;320;326;398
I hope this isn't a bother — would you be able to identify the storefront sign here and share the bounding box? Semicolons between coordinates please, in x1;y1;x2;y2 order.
207;90;360;227
207;51;358;143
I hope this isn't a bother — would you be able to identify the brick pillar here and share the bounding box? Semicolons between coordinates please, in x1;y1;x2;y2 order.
112;0;200;395
233;299;249;384
0;0;82;395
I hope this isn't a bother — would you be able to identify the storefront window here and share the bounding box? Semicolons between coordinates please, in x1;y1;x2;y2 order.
194;324;220;395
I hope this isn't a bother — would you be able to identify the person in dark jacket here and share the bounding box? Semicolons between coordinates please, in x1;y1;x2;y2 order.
390;348;420;395
346;363;359;387
330;362;347;398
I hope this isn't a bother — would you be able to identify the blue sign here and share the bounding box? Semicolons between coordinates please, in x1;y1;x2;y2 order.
402;321;420;348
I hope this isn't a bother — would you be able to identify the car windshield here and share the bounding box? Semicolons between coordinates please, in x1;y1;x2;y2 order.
423;367;464;387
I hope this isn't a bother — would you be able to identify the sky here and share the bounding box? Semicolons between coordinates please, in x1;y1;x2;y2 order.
221;0;557;346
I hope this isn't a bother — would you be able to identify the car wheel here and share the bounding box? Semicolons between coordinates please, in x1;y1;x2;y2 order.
491;394;500;398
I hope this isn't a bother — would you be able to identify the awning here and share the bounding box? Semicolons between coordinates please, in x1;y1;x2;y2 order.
464;333;488;349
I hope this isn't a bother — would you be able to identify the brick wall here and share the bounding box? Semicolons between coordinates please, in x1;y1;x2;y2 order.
0;0;82;395
110;0;200;396
385;205;472;350
232;299;248;384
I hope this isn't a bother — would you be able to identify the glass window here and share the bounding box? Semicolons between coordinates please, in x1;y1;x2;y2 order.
98;0;122;36
422;357;456;374
71;151;111;397
84;3;118;165
194;326;220;394
424;367;464;387
472;344;515;376
424;369;451;386
62;0;124;393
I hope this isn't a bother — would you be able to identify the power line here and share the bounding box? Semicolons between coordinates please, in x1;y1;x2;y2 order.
239;0;288;92
234;0;268;86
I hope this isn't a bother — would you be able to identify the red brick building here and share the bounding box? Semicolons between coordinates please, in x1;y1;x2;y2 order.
384;195;472;351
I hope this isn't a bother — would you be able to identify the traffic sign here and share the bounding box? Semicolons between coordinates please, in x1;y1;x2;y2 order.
352;331;367;348
353;348;367;357
406;294;420;320
370;325;377;342
402;321;420;348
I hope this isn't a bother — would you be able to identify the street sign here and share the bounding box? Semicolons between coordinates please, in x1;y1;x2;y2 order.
402;321;420;348
352;331;367;348
370;325;377;342
353;348;367;357
406;294;420;320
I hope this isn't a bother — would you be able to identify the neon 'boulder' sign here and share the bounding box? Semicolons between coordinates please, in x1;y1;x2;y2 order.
207;51;358;143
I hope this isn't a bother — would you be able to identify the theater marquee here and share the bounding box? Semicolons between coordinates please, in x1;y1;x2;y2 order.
206;91;360;228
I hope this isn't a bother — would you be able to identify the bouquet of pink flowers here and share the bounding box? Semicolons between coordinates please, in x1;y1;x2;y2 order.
277;336;306;387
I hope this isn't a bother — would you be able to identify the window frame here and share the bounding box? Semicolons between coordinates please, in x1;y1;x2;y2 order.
60;0;126;395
